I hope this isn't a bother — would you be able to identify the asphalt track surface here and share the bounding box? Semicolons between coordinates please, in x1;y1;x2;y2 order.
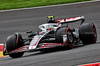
0;1;100;66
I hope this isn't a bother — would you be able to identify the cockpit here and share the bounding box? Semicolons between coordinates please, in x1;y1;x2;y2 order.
39;23;59;32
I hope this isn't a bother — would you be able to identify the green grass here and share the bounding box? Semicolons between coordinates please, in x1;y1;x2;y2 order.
0;0;91;10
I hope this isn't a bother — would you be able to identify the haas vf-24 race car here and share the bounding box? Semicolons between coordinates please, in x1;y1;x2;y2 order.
3;16;97;58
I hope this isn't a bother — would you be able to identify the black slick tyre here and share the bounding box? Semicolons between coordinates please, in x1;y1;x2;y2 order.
56;27;75;49
6;33;24;58
79;23;97;45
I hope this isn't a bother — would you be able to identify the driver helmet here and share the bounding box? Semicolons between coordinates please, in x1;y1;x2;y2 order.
47;16;56;23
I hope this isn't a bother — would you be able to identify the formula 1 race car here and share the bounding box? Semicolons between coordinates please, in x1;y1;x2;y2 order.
3;16;97;58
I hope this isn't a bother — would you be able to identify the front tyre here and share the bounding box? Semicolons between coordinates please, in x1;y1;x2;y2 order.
6;33;24;58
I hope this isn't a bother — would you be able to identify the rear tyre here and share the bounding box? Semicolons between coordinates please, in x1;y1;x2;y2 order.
56;27;75;49
79;23;97;45
6;33;24;58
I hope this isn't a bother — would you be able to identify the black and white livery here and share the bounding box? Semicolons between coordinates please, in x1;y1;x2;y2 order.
3;16;97;58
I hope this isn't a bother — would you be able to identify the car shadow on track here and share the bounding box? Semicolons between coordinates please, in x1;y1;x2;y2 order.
23;46;84;58
4;42;100;60
22;42;100;58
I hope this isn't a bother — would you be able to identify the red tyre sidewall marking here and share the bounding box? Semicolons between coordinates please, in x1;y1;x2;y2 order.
16;37;18;46
68;44;73;48
92;24;96;43
66;28;73;48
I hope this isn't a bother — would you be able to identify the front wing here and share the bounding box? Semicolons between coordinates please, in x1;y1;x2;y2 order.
3;42;66;55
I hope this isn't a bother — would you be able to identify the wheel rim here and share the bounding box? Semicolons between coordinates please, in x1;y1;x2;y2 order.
67;31;73;43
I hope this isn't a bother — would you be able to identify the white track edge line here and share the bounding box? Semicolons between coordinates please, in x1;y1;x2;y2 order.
0;0;100;13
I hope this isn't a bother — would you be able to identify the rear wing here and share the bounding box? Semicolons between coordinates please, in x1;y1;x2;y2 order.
56;16;85;24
